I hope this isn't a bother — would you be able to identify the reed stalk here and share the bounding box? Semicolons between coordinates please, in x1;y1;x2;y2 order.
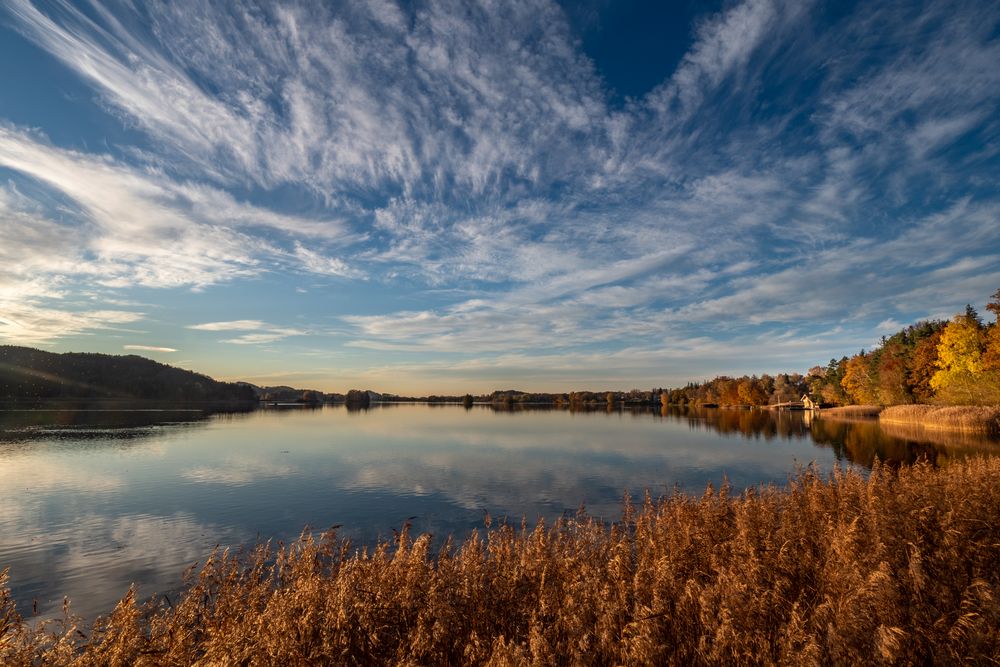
880;404;1000;434
3;459;1000;665
819;405;882;418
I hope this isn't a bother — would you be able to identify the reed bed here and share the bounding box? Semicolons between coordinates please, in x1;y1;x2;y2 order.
881;404;1000;434
819;405;883;418
4;459;1000;665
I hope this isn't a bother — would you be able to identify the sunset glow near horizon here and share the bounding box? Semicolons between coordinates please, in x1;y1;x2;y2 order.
1;0;999;394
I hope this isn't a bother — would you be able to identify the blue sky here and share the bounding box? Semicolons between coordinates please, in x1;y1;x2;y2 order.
0;0;998;394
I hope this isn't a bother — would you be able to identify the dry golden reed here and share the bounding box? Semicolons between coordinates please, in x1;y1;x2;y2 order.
819;405;883;418
3;459;1000;665
881;404;1000;434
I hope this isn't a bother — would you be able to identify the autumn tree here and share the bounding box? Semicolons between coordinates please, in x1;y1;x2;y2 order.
810;358;844;405
930;314;986;404
987;289;1000;322
770;373;805;404
841;353;878;404
984;326;1000;371
737;376;768;406
758;375;775;400
805;366;825;397
717;377;740;405
985;289;1000;372
907;330;943;403
875;340;912;405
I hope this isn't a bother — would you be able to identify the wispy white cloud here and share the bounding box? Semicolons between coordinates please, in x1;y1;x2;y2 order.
650;0;804;117
875;319;902;333
4;0;607;200
0;302;144;345
0;125;356;344
0;126;353;287
1;0;998;386
0;185;127;343
293;243;365;279
188;320;267;332
123;344;177;352
4;0;260;181
220;329;307;345
186;319;307;345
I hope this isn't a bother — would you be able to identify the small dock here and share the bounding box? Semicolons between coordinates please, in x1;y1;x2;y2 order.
769;401;805;410
770;395;820;411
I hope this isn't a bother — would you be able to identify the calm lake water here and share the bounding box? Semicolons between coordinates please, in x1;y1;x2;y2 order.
1;403;997;621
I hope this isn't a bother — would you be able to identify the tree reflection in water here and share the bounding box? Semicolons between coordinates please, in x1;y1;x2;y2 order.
654;405;998;469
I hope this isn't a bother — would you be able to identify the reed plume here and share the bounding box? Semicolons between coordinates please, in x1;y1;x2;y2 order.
3;459;1000;665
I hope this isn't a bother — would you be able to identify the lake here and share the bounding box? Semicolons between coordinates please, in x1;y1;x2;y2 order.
1;403;996;621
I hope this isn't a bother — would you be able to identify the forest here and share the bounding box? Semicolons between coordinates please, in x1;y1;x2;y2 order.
376;290;1000;410
662;289;1000;408
0;346;256;404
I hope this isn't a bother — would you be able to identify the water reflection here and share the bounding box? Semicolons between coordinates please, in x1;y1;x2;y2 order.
0;404;996;623
0;405;252;444
653;406;999;468
657;406;812;440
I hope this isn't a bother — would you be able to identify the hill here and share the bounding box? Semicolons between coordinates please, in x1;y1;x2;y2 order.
237;382;345;404
0;346;256;403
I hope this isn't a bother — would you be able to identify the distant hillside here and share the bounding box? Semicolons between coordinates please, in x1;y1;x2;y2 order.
0;346;256;403
237;382;344;404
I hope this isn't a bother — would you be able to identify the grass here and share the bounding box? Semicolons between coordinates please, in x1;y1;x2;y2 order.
880;404;1000;434
819;405;883;418
4;459;1000;665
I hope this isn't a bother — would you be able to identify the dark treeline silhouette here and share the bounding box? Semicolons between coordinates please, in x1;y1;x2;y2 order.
0;346;255;404
344;389;372;408
245;383;345;404
380;393;472;403
381;389;663;407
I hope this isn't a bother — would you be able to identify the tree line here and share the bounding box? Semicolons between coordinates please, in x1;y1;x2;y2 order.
0;346;256;404
375;289;1000;411
4;290;997;408
665;289;1000;408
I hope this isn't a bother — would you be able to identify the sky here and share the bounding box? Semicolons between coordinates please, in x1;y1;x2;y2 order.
0;0;999;394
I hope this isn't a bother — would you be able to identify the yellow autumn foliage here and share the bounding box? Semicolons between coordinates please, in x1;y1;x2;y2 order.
841;354;877;404
930;315;984;394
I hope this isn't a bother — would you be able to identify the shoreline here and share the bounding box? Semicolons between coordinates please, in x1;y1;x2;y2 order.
818;405;883;418
3;459;999;664
879;404;1000;435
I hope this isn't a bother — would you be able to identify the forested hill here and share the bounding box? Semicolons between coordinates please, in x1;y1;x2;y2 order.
0;346;256;403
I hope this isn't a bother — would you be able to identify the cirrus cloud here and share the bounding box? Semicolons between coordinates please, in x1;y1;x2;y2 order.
1;0;998;389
